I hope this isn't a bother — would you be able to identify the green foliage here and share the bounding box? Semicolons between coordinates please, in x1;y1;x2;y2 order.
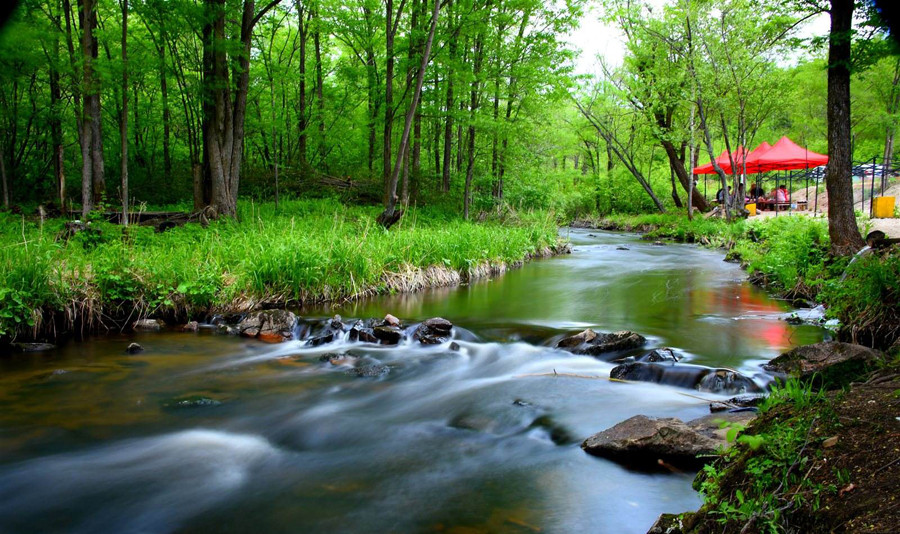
695;379;833;533
0;199;559;338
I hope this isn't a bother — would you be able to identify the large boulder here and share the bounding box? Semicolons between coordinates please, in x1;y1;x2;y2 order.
237;310;297;341
413;317;453;345
764;341;882;385
582;415;721;467
582;412;756;468
557;329;646;356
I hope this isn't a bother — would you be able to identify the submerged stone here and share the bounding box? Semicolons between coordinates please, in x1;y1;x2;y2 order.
181;321;199;332
529;415;575;445
345;364;391;378
133;319;164;332
11;342;56;352
641;348;679;362
125;342;144;354
162;395;222;410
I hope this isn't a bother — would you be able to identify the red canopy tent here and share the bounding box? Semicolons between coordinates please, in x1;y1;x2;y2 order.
692;146;748;175
754;136;828;171
742;141;772;172
691;138;826;175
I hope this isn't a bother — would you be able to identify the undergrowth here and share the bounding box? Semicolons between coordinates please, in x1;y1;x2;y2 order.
691;379;836;534
0;198;560;340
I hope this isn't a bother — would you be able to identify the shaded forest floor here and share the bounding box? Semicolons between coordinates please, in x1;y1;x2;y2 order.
0;199;563;343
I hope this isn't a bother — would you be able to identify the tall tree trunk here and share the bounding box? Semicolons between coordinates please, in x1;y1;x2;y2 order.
202;0;281;218
49;11;65;210
825;0;865;254
120;0;128;225
463;36;485;220
378;0;441;225
78;0;94;215
159;28;171;181
0;145;8;209
383;0;397;200
88;3;105;204
313;2;325;161
296;1;308;164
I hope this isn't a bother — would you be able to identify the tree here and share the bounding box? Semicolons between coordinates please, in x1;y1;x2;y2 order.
201;0;282;218
824;0;866;254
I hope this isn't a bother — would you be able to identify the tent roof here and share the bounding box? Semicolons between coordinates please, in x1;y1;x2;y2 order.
692;147;748;175
691;138;826;175
753;137;827;171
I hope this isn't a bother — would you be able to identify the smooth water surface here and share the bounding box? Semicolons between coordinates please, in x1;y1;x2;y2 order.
0;229;826;534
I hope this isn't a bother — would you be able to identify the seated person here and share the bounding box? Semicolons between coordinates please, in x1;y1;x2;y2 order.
775;185;789;203
715;186;733;204
748;182;765;201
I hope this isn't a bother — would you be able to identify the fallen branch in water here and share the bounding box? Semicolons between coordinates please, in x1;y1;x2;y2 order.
513;370;632;383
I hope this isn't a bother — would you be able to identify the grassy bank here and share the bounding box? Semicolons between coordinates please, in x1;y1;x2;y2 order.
577;213;900;349
0;199;561;341
658;359;900;534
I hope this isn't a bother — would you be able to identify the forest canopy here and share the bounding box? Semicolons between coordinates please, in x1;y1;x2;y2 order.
0;0;896;220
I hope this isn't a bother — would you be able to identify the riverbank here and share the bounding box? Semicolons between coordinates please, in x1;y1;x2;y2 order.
0;199;564;343
574;213;900;350
648;353;900;534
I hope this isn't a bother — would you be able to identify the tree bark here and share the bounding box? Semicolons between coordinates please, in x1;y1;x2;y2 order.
49;9;66;210
120;0;129;225
202;0;281;218
378;0;441;225
464;36;485;220
78;0;94;215
825;0;865;254
88;2;105;204
296;1;308;164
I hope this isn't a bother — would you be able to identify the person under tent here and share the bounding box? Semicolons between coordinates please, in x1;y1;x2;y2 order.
748;182;765;201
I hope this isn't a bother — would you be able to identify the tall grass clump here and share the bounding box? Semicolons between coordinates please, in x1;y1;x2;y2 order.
0;199;560;340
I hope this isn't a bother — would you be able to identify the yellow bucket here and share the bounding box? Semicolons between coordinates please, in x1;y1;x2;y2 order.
746;203;757;217
873;196;896;218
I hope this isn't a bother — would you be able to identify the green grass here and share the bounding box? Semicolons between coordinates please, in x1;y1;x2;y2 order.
0;198;560;338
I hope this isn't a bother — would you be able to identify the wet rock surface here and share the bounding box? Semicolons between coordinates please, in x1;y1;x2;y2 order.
132;319;164;332
346;364;391;378
764;341;882;384
181;321;199;332
372;326;404;345
641;348;679;362
125;343;144;354
557;329;647;356
413;317;453;345
609;362;760;394
237;310;297;341
582;411;756;468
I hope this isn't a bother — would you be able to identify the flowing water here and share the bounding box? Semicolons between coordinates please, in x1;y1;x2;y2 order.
0;229;827;534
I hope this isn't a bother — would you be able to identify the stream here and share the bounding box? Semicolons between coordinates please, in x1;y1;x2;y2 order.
0;229;828;534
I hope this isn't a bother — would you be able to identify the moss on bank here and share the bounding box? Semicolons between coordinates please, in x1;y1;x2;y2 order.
0;199;562;341
576;213;900;349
